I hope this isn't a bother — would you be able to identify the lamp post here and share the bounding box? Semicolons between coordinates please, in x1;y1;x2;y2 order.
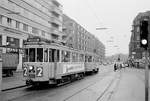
96;27;108;30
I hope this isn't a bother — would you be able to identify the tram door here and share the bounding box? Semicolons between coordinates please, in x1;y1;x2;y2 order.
49;49;59;77
49;49;59;62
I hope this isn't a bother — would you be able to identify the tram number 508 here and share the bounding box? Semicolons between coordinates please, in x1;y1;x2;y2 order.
36;67;43;77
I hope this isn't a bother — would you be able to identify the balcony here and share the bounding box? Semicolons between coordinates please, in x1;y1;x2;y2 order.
51;5;62;16
51;27;63;36
49;16;62;26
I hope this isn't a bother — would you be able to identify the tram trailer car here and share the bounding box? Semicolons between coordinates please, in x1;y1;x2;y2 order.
23;37;100;86
2;53;18;77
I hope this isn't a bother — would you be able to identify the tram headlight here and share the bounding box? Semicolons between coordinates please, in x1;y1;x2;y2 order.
29;66;34;70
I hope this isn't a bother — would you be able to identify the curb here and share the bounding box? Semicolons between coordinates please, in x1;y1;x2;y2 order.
2;85;27;91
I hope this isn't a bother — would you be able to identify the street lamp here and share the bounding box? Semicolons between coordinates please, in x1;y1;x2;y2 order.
96;27;108;30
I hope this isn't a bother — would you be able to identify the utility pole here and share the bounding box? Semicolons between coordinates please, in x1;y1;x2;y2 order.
139;18;149;101
145;51;149;101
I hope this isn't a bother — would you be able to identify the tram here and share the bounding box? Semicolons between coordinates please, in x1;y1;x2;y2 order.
23;36;100;86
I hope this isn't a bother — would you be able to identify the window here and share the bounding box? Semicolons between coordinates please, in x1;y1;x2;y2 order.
49;49;59;62
41;31;45;36
51;34;58;40
16;21;20;29
88;56;92;62
0;35;2;45
29;48;35;62
0;15;2;24
44;49;48;62
61;51;71;62
32;27;39;34
52;11;59;18
72;52;76;62
23;24;28;31
7;37;19;47
24;49;29;62
7;18;12;26
51;23;59;29
37;48;43;62
137;27;140;32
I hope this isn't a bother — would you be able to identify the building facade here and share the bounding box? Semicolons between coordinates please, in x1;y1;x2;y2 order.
62;14;105;62
0;0;63;71
129;11;150;60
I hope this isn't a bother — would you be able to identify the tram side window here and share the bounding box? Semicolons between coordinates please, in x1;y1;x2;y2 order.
49;49;52;62
72;52;76;62
61;51;70;62
29;48;35;62
56;50;60;62
85;55;88;62
75;53;78;62
79;54;84;62
88;56;92;62
44;48;48;62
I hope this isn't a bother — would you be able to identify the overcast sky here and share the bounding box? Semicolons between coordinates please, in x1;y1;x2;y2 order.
57;0;150;56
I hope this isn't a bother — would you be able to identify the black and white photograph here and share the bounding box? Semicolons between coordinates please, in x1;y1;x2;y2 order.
0;0;150;101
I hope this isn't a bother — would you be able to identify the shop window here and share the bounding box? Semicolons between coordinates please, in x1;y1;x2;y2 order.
7;37;19;47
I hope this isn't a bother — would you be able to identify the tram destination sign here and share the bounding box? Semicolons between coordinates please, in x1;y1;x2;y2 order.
27;37;40;42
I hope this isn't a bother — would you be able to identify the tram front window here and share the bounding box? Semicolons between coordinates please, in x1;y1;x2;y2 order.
37;48;43;62
26;48;43;62
29;48;35;62
24;49;29;62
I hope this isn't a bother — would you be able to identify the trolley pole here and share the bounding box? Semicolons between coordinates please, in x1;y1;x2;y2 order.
145;50;149;101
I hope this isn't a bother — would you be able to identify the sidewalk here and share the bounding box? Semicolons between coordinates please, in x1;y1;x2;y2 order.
110;68;145;101
2;71;26;91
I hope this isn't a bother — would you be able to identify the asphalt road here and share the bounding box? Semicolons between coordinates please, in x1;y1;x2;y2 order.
1;65;114;101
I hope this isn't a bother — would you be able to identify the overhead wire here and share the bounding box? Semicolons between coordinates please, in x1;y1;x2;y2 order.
83;0;103;26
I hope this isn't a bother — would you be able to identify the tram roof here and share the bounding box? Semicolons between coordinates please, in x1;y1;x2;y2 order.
24;37;101;57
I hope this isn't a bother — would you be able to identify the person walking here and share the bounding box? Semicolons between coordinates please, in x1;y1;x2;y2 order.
114;63;117;72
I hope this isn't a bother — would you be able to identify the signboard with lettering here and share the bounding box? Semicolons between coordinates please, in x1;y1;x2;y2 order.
62;63;85;74
27;38;40;42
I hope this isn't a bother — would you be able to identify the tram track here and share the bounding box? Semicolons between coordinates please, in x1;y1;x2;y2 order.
1;68;113;101
63;71;119;101
2;67;112;92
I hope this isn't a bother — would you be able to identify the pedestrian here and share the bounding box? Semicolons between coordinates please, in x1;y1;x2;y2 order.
114;63;117;72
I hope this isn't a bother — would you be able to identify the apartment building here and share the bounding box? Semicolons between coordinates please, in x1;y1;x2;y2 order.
0;0;63;71
62;14;105;62
129;11;150;60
